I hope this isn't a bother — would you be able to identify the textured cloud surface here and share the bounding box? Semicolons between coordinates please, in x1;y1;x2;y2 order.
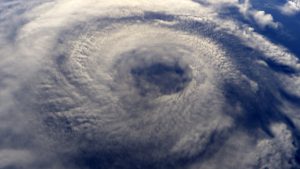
0;0;300;169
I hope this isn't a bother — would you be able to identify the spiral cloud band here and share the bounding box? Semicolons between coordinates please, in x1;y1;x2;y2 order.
1;0;300;169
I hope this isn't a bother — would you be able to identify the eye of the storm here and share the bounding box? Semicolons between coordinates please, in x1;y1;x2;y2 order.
131;62;192;96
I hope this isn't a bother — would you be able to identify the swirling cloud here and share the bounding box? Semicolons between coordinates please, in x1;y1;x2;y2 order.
0;1;300;169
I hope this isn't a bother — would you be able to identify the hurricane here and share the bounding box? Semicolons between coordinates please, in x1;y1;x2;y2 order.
1;0;300;169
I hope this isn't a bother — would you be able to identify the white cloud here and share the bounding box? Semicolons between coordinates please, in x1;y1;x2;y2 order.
250;10;279;28
280;0;300;15
253;123;296;169
195;0;279;29
239;0;279;29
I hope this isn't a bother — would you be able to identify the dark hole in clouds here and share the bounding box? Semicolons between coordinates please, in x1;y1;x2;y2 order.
131;62;192;96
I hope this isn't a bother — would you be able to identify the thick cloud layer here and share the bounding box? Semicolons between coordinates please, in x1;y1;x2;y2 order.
0;0;300;169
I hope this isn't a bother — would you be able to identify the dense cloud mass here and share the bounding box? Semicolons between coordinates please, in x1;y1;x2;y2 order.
1;0;300;169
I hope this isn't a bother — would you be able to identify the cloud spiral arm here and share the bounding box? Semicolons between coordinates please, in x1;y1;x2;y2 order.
0;0;300;169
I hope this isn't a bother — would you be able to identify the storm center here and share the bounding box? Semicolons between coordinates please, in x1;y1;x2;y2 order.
131;63;192;96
